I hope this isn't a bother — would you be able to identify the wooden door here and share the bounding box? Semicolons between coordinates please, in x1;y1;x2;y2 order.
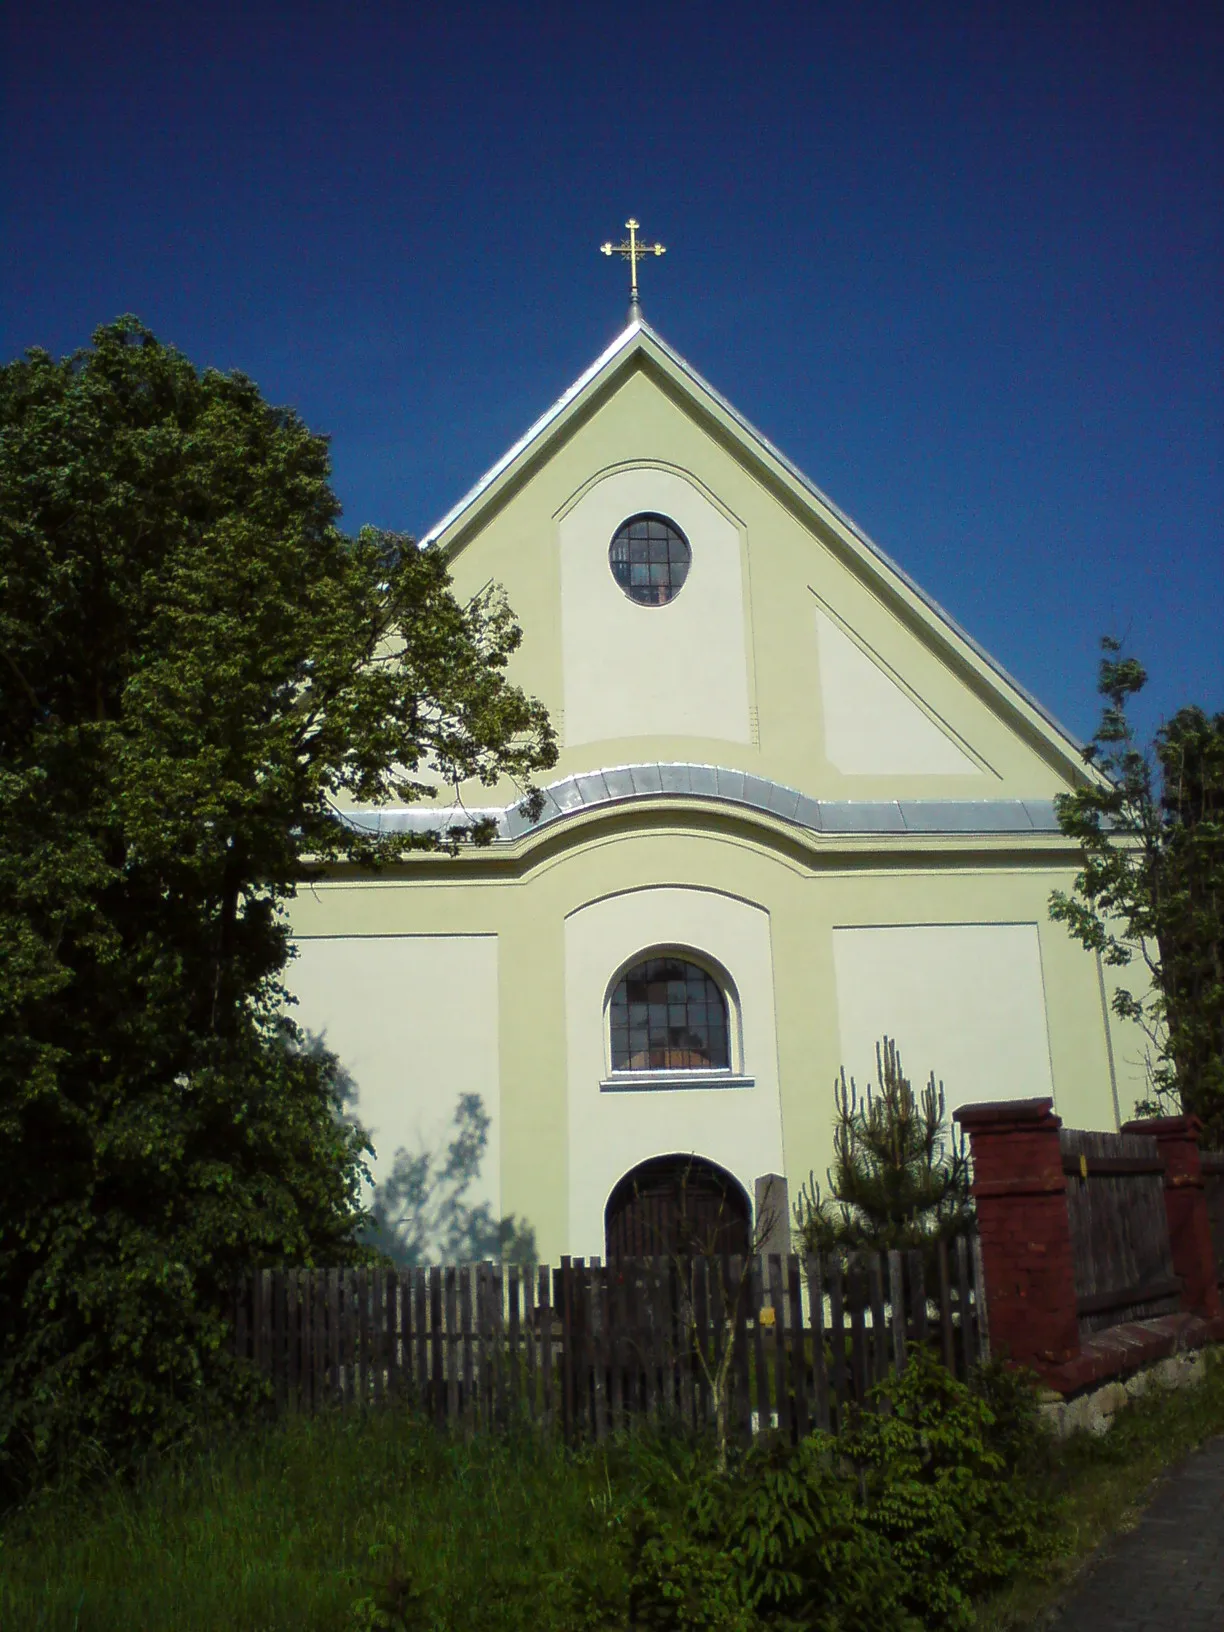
605;1155;751;1259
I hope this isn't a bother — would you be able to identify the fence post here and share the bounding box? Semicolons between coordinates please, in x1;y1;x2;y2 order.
1122;1115;1221;1320
954;1098;1080;1367
558;1258;575;1443
754;1175;791;1269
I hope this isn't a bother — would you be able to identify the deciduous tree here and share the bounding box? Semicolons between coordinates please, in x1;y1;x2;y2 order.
0;318;556;1495
1049;640;1223;1143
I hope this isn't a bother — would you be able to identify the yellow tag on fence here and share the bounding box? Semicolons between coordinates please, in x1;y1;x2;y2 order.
759;1306;776;1327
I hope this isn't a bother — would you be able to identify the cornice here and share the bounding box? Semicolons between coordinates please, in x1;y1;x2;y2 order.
338;762;1065;847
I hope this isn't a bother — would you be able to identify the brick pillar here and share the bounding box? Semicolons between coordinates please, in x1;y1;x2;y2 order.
1122;1114;1221;1319
954;1099;1080;1367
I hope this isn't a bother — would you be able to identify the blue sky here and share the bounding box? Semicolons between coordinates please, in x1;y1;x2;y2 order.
3;1;1220;744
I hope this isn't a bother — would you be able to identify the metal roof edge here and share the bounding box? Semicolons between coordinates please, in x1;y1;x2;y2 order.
419;320;643;546
337;765;1066;843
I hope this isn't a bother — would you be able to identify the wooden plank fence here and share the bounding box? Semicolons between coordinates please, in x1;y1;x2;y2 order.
1060;1127;1181;1336
232;1242;988;1443
1203;1152;1224;1290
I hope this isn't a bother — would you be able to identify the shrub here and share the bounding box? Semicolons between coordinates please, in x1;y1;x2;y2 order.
624;1348;1053;1631
843;1347;1054;1628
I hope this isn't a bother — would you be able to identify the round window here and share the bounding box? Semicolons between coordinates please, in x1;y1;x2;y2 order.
609;513;691;606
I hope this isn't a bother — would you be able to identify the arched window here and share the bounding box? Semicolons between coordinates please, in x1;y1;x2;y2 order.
608;954;730;1072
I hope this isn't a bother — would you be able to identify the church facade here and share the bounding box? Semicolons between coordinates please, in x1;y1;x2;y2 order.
286;318;1134;1261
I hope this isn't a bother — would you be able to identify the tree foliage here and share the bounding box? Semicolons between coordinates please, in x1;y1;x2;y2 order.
0;318;556;1496
794;1038;972;1254
1049;639;1223;1142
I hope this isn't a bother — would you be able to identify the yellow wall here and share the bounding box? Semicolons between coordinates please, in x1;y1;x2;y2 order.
559;464;751;746
286;330;1122;1259
288;816;1121;1260
563;883;783;1255
288;934;500;1203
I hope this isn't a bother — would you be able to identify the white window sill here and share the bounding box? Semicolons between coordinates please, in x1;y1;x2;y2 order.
599;1071;755;1093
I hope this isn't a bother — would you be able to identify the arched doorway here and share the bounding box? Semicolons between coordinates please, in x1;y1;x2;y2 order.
604;1155;751;1259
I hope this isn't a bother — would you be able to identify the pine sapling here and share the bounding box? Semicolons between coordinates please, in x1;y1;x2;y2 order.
795;1036;973;1253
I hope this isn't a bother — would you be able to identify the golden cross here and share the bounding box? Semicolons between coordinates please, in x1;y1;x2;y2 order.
601;217;665;319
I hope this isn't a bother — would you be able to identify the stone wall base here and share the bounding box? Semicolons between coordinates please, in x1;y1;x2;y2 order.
1036;1330;1222;1439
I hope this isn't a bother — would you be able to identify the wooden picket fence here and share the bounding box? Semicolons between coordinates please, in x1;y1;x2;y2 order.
232;1239;988;1444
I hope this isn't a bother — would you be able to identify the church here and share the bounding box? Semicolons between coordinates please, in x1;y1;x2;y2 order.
286;234;1134;1262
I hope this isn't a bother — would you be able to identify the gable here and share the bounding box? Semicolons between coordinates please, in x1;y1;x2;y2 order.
425;324;1089;809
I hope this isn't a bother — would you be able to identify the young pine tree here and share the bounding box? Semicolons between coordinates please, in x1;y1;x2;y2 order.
795;1037;973;1253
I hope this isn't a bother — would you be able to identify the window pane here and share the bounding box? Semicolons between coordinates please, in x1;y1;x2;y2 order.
608;514;692;607
610;955;729;1074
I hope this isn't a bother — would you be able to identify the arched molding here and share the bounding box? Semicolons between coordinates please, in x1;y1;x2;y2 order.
563;881;767;927
552;457;746;531
564;884;784;1253
558;465;754;746
603;1152;752;1259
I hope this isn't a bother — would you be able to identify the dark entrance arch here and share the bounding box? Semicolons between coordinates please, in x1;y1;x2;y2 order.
604;1155;751;1259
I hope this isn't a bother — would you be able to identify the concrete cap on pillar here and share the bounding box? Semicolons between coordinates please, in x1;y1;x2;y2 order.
954;1097;1060;1132
1121;1114;1203;1139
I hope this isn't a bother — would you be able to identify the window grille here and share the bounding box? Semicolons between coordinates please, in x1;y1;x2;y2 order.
608;513;691;606
609;955;730;1071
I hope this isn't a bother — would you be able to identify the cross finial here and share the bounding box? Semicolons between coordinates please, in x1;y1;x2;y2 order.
601;217;665;322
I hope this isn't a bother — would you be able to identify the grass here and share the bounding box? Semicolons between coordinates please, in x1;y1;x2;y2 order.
2;1351;1222;1631
0;1410;638;1632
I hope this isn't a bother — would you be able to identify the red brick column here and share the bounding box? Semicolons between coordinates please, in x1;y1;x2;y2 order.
1122;1114;1221;1319
954;1099;1081;1367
